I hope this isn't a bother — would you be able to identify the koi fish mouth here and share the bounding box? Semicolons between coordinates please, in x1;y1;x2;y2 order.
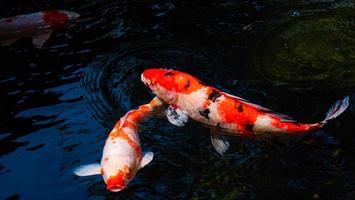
107;185;125;192
141;73;151;87
141;73;153;91
141;73;158;97
106;177;127;192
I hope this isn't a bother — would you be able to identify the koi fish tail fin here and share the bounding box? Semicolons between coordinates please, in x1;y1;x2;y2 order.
321;96;349;124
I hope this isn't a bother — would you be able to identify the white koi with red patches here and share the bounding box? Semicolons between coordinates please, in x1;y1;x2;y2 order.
0;10;79;48
74;97;165;192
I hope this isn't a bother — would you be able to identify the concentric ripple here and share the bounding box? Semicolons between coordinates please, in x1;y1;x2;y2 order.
248;5;355;92
81;42;217;126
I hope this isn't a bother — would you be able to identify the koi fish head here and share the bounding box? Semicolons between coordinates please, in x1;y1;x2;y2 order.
72;152;137;192
101;134;140;192
42;10;79;29
141;68;202;104
101;153;138;192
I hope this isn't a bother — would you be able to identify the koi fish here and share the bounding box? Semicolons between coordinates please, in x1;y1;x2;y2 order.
73;97;165;192
0;10;79;48
141;68;349;155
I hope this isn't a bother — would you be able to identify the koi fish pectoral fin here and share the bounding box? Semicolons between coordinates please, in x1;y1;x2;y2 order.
166;105;189;127
32;29;53;48
73;163;101;176
210;130;230;155
139;151;154;169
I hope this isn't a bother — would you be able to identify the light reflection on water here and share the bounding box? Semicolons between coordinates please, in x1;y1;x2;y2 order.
0;1;354;199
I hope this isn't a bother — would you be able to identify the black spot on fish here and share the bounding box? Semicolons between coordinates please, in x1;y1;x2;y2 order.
237;104;243;112
208;89;221;102
216;122;221;127
164;72;174;76
199;108;210;119
245;122;254;131
184;80;190;89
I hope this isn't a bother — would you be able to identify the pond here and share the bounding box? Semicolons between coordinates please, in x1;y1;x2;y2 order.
0;0;354;199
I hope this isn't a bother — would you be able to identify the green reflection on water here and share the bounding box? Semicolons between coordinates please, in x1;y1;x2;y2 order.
251;7;355;92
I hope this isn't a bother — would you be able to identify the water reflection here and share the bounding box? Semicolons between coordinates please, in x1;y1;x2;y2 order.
249;3;355;92
0;0;354;200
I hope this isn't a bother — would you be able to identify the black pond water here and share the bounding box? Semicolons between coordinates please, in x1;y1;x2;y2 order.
0;1;355;199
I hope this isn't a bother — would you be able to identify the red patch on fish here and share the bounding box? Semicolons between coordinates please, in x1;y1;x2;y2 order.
270;118;320;133
129;105;150;122
142;69;203;94
175;77;202;94
217;94;260;135
106;169;126;190
3;18;15;24
106;164;135;191
109;123;142;158
42;11;69;29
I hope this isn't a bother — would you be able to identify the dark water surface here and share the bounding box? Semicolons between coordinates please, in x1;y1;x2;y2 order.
0;1;355;199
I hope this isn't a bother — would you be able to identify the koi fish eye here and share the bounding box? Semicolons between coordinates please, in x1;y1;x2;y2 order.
127;167;133;174
163;71;174;76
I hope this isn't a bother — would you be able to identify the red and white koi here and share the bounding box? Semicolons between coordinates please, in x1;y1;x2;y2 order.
0;10;79;48
141;69;349;155
73;97;165;192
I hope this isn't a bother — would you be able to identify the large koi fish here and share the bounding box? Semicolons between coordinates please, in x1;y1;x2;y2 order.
73;97;165;192
0;10;79;48
141;69;349;155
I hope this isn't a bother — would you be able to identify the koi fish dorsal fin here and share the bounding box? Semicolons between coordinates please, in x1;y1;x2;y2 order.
223;92;296;122
73;163;101;176
265;111;296;122
223;93;272;111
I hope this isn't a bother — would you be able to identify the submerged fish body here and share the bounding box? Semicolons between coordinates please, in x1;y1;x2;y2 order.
0;10;79;48
141;69;349;154
74;97;165;192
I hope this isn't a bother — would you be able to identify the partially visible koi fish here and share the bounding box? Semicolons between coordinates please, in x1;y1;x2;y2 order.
73;97;165;192
141;68;349;155
0;10;79;48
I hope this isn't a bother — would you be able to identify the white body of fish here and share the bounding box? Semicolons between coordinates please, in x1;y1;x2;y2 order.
0;10;79;48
